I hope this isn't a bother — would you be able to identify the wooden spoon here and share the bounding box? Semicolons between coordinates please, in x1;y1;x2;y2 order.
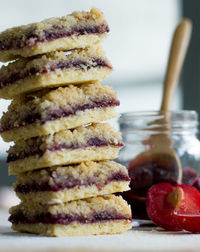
160;18;192;112
128;19;192;196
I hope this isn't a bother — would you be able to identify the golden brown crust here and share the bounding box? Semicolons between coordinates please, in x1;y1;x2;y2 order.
0;47;111;87
9;195;132;236
0;46;108;76
14;161;130;203
1;107;118;142
0;82;118;138
9;195;131;218
0;8;109;62
6;82;116;111
8;123;122;157
16;181;130;204
0;47;112;99
8;146;121;174
0;67;111;99
14;161;128;186
11;220;132;237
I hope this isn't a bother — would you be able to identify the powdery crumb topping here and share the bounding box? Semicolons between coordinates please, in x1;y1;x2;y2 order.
0;82;118;130
9;195;131;218
0;8;108;50
0;46;111;85
14;161;128;187
8;123;123;156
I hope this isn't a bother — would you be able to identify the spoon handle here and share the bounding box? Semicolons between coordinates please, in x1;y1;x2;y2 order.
160;19;192;112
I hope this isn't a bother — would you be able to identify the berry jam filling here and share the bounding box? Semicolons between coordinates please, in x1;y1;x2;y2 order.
7;137;123;162
15;171;130;193
9;210;132;225
0;58;112;88
0;24;109;50
43;98;119;124
0;99;120;132
120;153;180;219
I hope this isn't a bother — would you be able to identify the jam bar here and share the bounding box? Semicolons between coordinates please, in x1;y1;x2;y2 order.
8;123;123;174
14;161;130;204
0;47;112;99
0;82;119;142
9;195;132;236
0;8;109;62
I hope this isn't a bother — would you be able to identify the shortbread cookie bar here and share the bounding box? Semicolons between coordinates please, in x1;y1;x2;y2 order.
0;8;109;62
9;195;132;236
0;82;119;142
8;123;123;174
14;161;130;204
0;47;112;99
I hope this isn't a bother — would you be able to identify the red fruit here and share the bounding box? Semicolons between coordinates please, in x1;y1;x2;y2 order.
174;184;200;233
176;184;200;215
146;183;200;232
146;183;182;231
175;214;200;233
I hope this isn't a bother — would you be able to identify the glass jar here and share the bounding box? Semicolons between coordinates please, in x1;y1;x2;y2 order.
118;111;200;219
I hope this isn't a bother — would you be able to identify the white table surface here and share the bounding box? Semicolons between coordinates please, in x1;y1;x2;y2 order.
1;210;200;252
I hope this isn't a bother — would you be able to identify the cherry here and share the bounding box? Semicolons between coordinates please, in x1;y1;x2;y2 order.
175;184;200;215
146;183;200;232
175;214;200;233
174;184;200;233
146;183;182;231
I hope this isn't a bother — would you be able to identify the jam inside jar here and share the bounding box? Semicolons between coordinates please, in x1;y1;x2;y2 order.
117;111;200;219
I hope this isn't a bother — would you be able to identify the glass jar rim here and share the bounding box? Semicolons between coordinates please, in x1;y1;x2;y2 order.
119;110;197;119
118;110;198;132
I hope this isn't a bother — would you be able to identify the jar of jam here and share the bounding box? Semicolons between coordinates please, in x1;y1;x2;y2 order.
118;111;200;219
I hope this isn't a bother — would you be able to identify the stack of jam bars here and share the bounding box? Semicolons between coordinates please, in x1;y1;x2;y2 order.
0;8;132;236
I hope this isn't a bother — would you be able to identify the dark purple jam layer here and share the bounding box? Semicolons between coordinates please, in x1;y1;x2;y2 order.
0;99;120;132
0;58;112;88
15;171;130;193
7;137;123;163
0;24;109;51
9;211;132;225
43;98;119;123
